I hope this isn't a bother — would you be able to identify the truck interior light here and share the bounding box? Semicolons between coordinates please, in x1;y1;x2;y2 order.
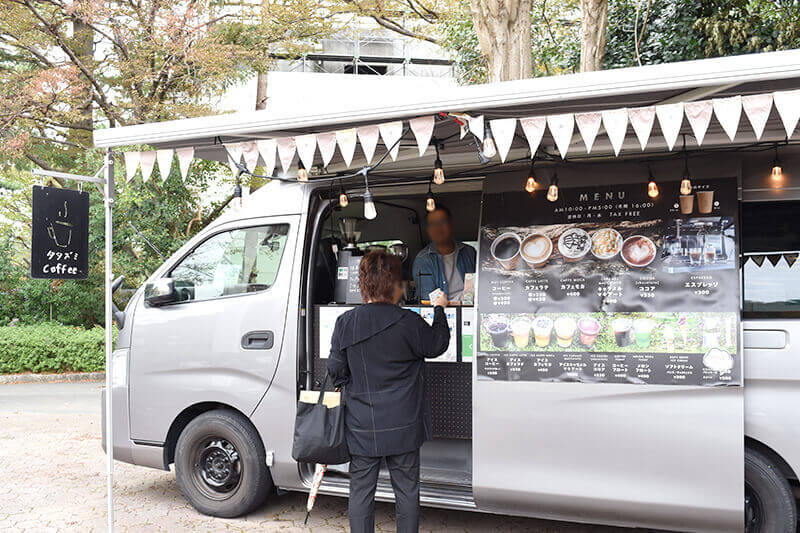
680;136;692;195
482;125;497;159
772;143;783;181
338;181;349;208
647;166;659;198
433;144;445;185
297;161;308;182
525;156;537;193
426;180;436;212
547;172;559;202
363;190;377;220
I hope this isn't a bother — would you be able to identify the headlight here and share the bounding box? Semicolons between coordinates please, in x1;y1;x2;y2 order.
111;349;129;387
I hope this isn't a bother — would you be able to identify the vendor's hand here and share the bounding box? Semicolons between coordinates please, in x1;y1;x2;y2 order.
433;291;448;308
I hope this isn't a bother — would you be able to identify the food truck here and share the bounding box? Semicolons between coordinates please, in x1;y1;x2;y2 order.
96;50;800;532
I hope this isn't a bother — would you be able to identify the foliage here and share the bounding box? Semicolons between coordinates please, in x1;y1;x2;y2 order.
0;322;111;373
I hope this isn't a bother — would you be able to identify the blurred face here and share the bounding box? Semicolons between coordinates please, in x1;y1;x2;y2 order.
426;209;453;247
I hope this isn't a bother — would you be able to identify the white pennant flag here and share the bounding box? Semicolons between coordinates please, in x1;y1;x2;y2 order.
316;132;337;167
575;112;601;153
357;125;380;164
489;118;516;162
378;122;403;161
409;115;435;156
684;101;713;146
256;139;276;175
175;146;194;180
713;95;742;141
468;115;485;141
240;141;260;173
773;89;800;138
156;149;173;181
295;134;317;171
123;151;140;182
224;143;243;167
336;129;357;167
628;106;656;150
140;151;156;182
519;116;546;155
547;113;574;159
276;137;297;173
742;93;774;140
602;108;628;156
227;156;239;177
656;102;684;150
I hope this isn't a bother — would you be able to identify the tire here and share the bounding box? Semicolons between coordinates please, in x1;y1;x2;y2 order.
175;409;273;517
745;448;797;533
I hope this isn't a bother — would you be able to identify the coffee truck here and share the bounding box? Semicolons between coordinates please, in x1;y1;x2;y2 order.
97;50;800;532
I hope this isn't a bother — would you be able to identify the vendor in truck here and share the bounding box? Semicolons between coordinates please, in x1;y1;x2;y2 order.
412;204;476;303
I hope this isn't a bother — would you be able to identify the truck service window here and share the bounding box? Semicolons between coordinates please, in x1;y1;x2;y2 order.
170;224;289;302
742;201;800;316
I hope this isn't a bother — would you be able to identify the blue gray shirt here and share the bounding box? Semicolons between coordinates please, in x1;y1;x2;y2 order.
411;241;477;302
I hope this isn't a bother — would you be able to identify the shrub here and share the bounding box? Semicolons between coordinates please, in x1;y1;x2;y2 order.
0;323;113;374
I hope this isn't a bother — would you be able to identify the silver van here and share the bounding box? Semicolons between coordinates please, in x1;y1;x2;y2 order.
97;51;800;533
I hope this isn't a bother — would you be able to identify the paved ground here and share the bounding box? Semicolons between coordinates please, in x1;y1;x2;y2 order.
0;382;636;532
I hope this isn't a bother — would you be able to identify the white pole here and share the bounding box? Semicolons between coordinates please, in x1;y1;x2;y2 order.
104;149;115;532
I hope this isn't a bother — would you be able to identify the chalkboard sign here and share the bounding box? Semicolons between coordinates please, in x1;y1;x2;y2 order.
31;186;90;279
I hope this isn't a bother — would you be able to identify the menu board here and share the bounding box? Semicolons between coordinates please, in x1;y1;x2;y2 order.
31;186;90;279
477;177;740;386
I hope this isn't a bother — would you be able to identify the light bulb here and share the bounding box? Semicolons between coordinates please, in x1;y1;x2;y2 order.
647;179;659;198
433;159;445;185
297;162;308;182
233;181;243;209
363;191;377;220
680;178;692;195
426;195;436;212
339;191;349;208
482;133;497;159
547;183;558;202
525;176;537;193
772;164;783;180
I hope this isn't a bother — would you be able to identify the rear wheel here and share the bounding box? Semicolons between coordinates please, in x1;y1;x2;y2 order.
745;448;796;533
175;409;273;517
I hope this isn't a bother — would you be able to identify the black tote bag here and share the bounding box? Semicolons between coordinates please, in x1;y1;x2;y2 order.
292;374;350;465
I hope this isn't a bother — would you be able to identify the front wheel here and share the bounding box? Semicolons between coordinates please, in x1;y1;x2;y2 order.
745;448;796;533
175;410;273;517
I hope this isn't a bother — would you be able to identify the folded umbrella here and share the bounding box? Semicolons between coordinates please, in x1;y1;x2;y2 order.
305;463;327;525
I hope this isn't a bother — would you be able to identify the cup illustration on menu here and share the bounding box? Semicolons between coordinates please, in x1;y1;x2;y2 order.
679;194;694;215
577;317;601;348
511;317;531;348
590;228;623;260
520;234;552;268
532;316;553;347
663;325;675;352
491;232;521;270
633;319;656;348
612;317;633;347
46;201;74;248
487;317;511;348
554;317;576;348
696;190;714;214
558;228;591;263
702;317;720;349
621;235;656;269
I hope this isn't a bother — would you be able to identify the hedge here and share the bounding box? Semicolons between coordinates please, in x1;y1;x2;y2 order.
0;323;111;374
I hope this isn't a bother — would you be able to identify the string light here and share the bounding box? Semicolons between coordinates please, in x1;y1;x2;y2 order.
338;181;348;208
647;166;659;198
426;180;436;212
525;156;537;193
433;144;445;185
547;172;559;202
232;168;243;209
680;136;692;195
772;143;783;181
297;161;308;182
482;125;497;159
362;169;377;220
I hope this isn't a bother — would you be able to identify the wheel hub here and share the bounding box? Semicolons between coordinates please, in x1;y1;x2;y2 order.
194;438;241;495
744;483;763;533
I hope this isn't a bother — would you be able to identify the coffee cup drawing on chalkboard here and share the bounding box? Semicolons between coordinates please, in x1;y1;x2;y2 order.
46;200;74;248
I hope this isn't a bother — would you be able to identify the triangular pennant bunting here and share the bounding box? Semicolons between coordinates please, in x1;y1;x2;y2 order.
519;116;546;155
156;149;173;181
295;134;317;171
656;102;684;151
751;255;765;267
409;116;435;156
742;93;773;140
786;253;799;267
378;122;403;161
489;118;516;162
684;101;713;146
602;108;628;156
224;143;243;166
175;147;194;180
316;132;337;167
256;139;276;175
712;95;742;141
547;113;574;159
468;115;485;141
276;137;297;173
336;129;357;167
357;125;380;164
773;89;800;138
575;112;601;153
628;106;655;150
140;151;156;182
240;141;260;173
123;151;140;182
767;254;782;267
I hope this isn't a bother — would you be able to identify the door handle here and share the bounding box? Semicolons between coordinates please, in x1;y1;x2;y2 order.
241;330;274;350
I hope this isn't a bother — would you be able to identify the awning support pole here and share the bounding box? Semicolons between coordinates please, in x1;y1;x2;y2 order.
103;148;115;532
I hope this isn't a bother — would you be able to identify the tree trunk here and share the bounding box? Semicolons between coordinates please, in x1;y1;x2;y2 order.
255;72;268;110
71;20;95;148
580;0;608;72
469;0;533;82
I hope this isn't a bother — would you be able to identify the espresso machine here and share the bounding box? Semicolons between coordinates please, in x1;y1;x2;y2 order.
333;217;364;303
661;216;736;273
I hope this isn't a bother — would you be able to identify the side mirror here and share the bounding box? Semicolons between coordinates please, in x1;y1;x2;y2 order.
144;278;178;307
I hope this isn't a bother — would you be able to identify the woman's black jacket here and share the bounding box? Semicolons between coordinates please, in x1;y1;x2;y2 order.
326;303;450;457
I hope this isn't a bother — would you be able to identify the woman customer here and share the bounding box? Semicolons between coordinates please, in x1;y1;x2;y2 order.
327;250;450;533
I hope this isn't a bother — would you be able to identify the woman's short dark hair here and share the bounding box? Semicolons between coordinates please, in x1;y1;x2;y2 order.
359;250;403;303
